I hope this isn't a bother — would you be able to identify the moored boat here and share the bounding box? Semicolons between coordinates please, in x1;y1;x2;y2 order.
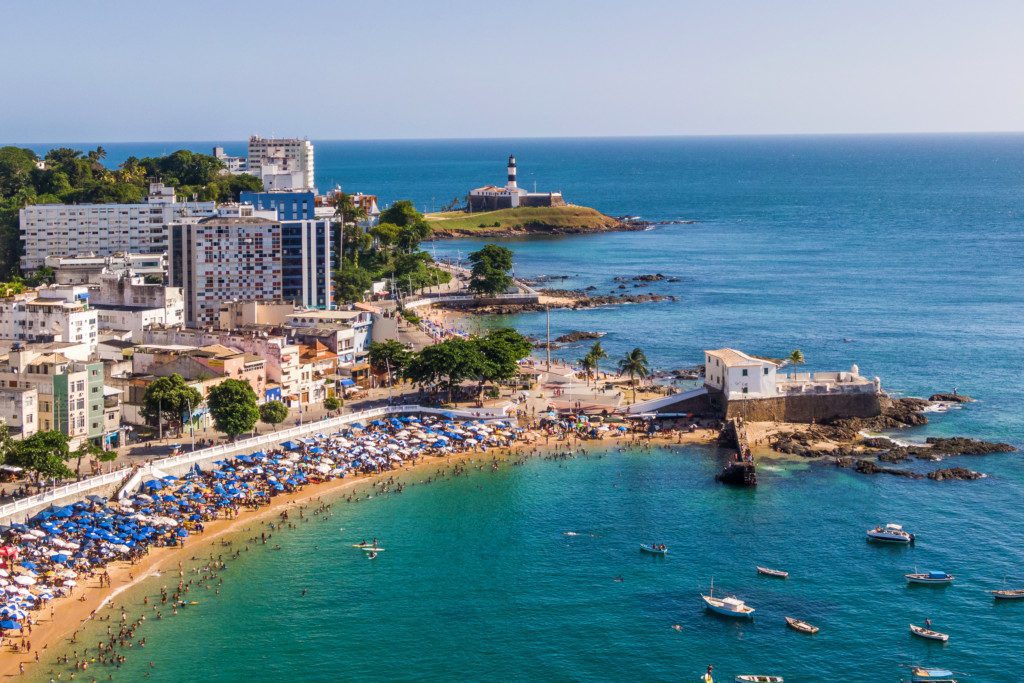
992;588;1024;600
639;543;668;555
909;623;949;642
906;571;954;585
908;666;958;682
702;579;755;618
867;523;915;543
735;676;783;683
785;616;819;634
757;566;789;578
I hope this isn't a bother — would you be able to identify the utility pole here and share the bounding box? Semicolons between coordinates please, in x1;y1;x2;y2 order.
546;305;552;372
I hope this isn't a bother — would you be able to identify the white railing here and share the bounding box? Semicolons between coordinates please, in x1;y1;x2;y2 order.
403;293;539;310
0;404;510;523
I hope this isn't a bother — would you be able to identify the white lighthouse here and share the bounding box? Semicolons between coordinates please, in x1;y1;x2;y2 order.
506;154;517;190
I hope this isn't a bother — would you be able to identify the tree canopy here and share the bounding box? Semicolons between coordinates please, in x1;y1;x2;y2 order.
142;374;203;435
403;328;531;403
618;348;651;403
207;379;260;439
259;400;289;428
0;145;263;279
8;431;73;480
368;340;413;383
468;244;515;296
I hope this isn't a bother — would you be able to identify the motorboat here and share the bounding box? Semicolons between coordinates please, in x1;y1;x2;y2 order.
702;579;755;618
908;666;958;682
992;588;1024;600
906;571;954;585
639;544;668;555
909;623;949;642
867;523;915;543
785;616;819;634
735;676;783;683
757;566;789;578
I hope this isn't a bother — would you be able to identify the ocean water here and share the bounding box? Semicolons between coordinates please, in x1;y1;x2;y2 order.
23;135;1024;680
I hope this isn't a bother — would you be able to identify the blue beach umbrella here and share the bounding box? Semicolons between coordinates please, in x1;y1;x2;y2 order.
0;619;20;630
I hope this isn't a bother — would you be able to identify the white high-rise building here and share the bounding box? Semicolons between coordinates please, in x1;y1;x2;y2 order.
0;286;99;350
247;136;316;192
18;183;216;270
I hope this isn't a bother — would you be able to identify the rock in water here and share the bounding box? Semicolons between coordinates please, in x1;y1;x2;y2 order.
929;393;974;403
927;467;985;481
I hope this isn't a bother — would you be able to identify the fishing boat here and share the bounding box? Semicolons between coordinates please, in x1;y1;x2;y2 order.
702;579;755;618
908;666;958;682
992;588;1024;600
906;571;954;585
639;544;668;555
909;623;949;642
757;566;789;578
735;676;784;683
867;523;915;543
785;616;819;634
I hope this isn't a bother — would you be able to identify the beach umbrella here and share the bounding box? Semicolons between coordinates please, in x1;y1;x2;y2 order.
13;576;35;586
0;619;20;630
63;579;76;587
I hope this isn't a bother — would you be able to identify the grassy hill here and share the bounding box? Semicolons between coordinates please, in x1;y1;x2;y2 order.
425;205;639;238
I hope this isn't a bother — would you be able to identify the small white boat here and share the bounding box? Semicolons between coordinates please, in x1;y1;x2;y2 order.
992;588;1024;600
702;579;755;618
867;523;915;543
785;616;819;634
735;676;784;683
639;544;668;555
910;623;949;642
906;571;953;585
757;566;789;578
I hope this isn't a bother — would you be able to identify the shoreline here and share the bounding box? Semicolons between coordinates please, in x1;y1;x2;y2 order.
9;430;717;680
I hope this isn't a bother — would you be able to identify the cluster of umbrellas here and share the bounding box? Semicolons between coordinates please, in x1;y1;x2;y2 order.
0;415;520;636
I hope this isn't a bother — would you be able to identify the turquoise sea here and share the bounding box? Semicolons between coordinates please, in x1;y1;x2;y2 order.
25;135;1024;680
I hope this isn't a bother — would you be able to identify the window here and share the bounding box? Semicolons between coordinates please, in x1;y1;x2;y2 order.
764;368;769;375
741;369;748;377
742;387;749;394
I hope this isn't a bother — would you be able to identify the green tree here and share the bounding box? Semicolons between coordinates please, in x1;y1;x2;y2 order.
333;261;375;303
259;400;289;430
9;431;73;480
207;379;260;439
787;349;805;376
405;337;487;404
578;354;597;384
0;420;12;466
368;340;412;385
586;341;609;380
142;374;203;436
72;441;104;476
468;244;515;296
324;397;341;412
473;328;531;399
617;348;651;404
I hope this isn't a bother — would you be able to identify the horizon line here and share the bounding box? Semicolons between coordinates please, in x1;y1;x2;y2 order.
6;130;1024;147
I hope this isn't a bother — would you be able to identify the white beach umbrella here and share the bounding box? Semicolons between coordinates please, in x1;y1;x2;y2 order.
13;576;35;586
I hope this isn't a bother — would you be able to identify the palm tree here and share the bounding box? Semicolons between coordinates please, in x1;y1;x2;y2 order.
617;348;650;404
787;349;805;378
578;354;597;384
587;341;608;380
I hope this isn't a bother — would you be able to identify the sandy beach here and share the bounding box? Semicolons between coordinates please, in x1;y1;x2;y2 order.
5;428;718;680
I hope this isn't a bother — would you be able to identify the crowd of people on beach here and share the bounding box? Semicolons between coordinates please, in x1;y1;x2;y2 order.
0;414;523;670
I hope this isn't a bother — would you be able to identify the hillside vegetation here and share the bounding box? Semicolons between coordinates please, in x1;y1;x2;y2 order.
425;205;634;238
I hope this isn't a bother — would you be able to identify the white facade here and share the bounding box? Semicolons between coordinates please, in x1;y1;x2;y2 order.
704;349;780;399
89;270;185;335
0;289;99;350
168;216;282;327
19;183;217;270
45;253;167;285
213;146;248;174
247;136;315;192
0;386;38;440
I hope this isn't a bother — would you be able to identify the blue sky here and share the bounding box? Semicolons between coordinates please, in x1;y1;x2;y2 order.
2;0;1021;142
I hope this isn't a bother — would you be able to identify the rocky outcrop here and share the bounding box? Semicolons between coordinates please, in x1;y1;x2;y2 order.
923;437;1015;456
927;467;985;481
836;457;923;479
929;393;973;403
554;331;605;343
